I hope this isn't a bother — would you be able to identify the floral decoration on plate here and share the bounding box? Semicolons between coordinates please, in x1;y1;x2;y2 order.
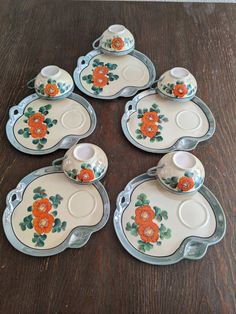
103;36;134;51
135;103;168;142
162;171;203;192
19;187;66;247
36;79;71;97
66;162;104;183
125;193;171;252
82;59;119;95
17;104;57;149
160;80;196;98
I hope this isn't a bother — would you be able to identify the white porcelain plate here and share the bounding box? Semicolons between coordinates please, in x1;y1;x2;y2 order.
73;50;156;99
114;174;225;265
3;166;110;256
6;93;96;155
122;89;215;153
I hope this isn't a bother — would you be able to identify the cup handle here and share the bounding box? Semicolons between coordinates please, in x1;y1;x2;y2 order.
92;35;103;50
147;167;157;177
27;78;36;89
149;79;160;90
52;157;65;168
147;164;164;177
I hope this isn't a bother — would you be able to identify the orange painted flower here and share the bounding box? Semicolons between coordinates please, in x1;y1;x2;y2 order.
28;113;45;127
138;222;159;243
44;83;59;97
135;205;155;225
78;169;95;183
112;37;124;50
173;84;188;98
140;123;158;138
93;66;109;77
177;176;194;191
141;112;159;124
32;198;52;217
93;75;108;88
30;124;47;138
33;212;54;234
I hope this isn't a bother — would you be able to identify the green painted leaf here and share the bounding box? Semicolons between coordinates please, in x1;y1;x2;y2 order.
61;221;67;231
32;139;39;144
126;223;132;231
40;138;47;144
45;104;52;110
18;129;24;135
19;222;26;231
135;200;143;206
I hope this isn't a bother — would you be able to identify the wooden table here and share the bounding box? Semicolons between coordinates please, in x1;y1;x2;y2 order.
0;1;235;313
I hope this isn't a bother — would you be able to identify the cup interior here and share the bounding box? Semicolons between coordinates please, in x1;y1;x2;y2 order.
73;144;95;162
173;151;196;170
170;67;190;79
108;24;125;34
41;65;60;77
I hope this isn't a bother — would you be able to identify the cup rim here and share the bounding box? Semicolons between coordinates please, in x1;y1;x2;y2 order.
170;67;190;80
108;24;126;34
73;143;96;162
172;151;197;170
41;65;60;78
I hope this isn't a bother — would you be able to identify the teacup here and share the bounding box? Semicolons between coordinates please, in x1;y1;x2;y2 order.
92;24;135;56
53;143;108;184
157;67;197;102
147;151;205;194
27;65;74;100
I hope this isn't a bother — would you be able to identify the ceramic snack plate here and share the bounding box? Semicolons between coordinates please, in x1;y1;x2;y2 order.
122;89;215;153
3;165;110;257
73;50;156;99
114;174;225;265
6;93;96;155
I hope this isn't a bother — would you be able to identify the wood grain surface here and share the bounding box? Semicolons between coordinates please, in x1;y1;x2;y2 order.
0;1;235;313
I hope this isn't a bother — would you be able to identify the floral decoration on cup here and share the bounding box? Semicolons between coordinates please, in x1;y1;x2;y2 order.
66;162;105;183
162;170;203;193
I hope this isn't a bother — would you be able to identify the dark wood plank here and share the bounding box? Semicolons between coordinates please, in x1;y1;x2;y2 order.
0;1;235;313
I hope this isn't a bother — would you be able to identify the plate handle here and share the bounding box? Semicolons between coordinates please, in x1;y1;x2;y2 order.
9;105;21;122
69;228;91;248
175;138;199;151
184;240;208;260
77;56;90;71
125;100;135;113
92;35;103;50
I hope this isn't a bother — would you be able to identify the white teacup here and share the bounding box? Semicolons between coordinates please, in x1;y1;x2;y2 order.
147;151;205;194
157;67;197;102
53;143;108;184
27;65;74;100
92;24;135;56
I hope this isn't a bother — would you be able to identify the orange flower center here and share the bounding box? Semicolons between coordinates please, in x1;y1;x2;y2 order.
39;218;49;228
35;128;42;134
141;212;149;220
39;204;46;212
144;227;154;237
